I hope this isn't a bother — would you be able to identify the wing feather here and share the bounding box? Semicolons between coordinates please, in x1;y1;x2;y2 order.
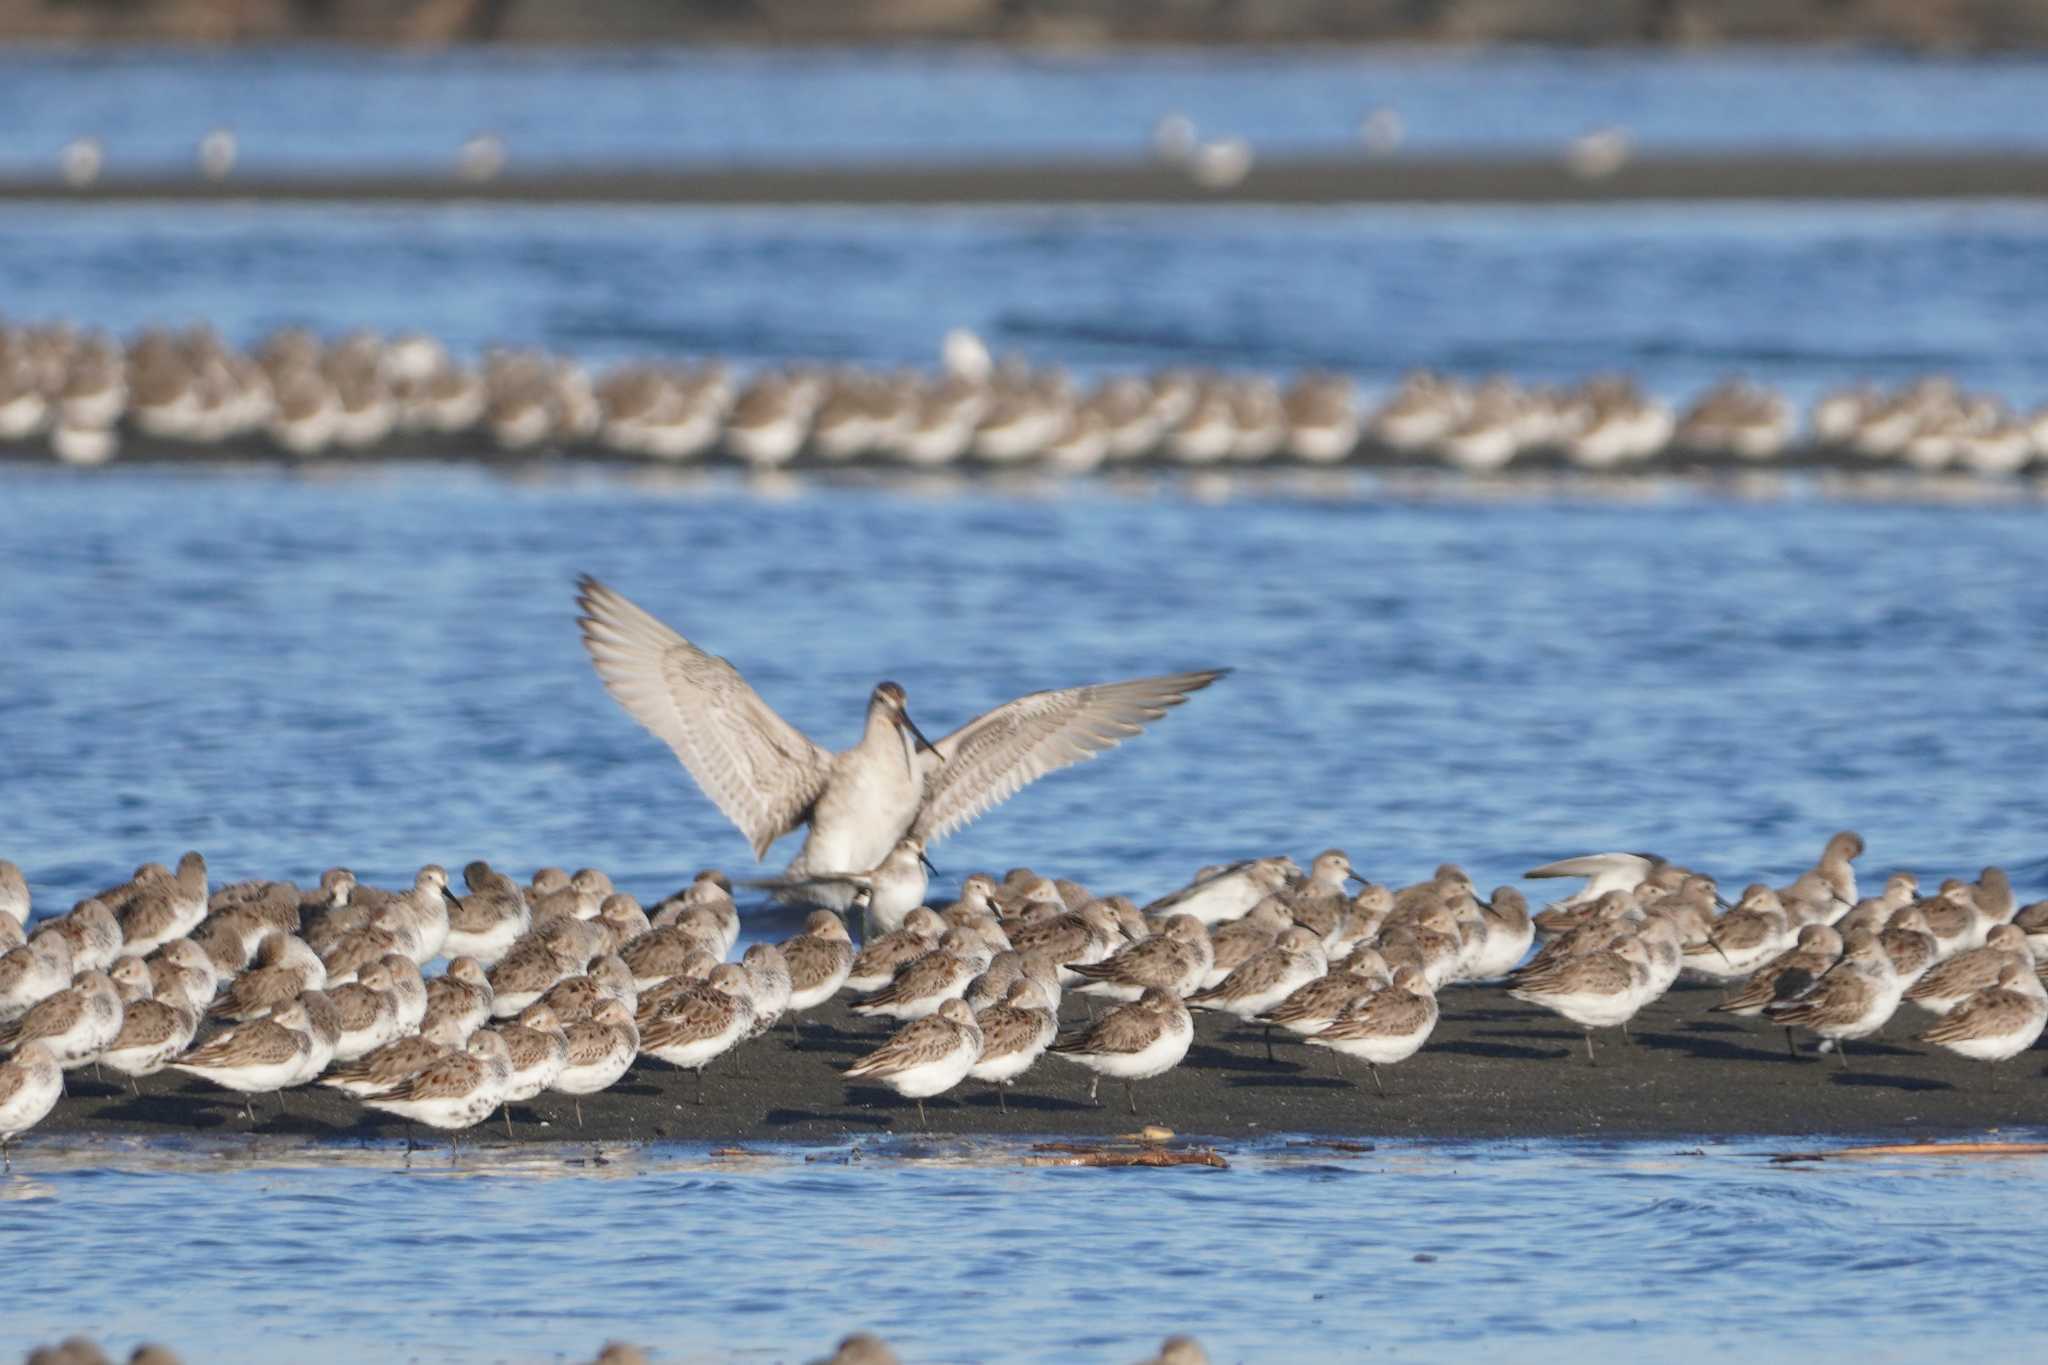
576;576;832;859
914;670;1227;844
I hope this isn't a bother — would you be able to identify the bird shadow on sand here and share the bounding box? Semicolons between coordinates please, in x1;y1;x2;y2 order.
769;1093;899;1129
1631;1032;1812;1066
1431;1038;1573;1062
1226;1071;1352;1091
1188;1041;1303;1074
1829;1071;1953;1093
962;1088;1094;1113
781;1034;873;1058
1473;1025;1585;1045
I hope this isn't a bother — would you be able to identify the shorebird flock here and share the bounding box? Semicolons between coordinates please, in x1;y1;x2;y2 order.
2;831;2041;1153
16;1328;1204;1365
3;317;2046;476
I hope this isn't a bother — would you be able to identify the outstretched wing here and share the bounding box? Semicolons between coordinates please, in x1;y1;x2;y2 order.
576;575;832;859
914;670;1227;844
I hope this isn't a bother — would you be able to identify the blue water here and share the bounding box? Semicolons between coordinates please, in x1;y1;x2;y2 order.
3;1136;2044;1363
5;44;2048;1365
7;47;2048;175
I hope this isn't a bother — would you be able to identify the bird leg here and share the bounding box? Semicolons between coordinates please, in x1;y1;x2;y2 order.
503;1105;514;1140
1619;1021;1632;1047
1264;1025;1276;1064
1369;1062;1386;1098
916;1098;929;1131
1584;1032;1597;1066
694;1067;707;1105
276;1088;289;1115
996;1084;1008;1116
1087;1075;1102;1106
574;1098;585;1129
1783;1027;1798;1059
788;1015;801;1046
1835;1040;1849;1069
1989;1062;2000;1095
1123;1079;1138;1116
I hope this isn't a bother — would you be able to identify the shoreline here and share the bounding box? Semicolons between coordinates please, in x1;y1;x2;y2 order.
13;154;2048;207
27;983;2048;1149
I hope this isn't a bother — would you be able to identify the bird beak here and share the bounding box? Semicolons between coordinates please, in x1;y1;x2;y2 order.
442;886;463;910
1344;872;1367;886
919;850;941;878
896;710;937;756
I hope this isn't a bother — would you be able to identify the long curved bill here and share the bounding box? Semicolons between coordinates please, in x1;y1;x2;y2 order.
896;710;938;757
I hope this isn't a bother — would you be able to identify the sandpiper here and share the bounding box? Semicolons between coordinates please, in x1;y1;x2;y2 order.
755;836;936;940
1141;857;1296;926
1765;929;1904;1065
364;1030;514;1143
0;1041;63;1165
576;574;1224;908
1049;986;1193;1114
0;934;73;1024
0;859;27;929
551;998;640;1127
1306;966;1440;1094
1917;962;2048;1089
99;975;202;1087
843;996;983;1130
638;964;754;1101
1068;914;1212;1002
443;862;531;965
497;1003;569;1133
1187;926;1327;1060
1466;887;1534;979
853;929;992;1022
1903;925;2037;1016
209;933;326;1021
0;968;122;1069
843;908;946;994
1712;924;1843;1054
115;851;209;957
779;912;855;1040
1508;934;1653;1064
966;979;1056;1111
172;1000;316;1121
1525;852;1668;910
422;957;494;1043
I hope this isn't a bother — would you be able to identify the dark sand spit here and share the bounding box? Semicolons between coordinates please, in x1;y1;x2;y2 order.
12;153;2048;207
30;982;2048;1148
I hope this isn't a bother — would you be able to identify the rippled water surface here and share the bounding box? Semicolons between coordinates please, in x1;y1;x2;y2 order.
7;47;2048;174
5;45;2048;1365
4;1137;2045;1363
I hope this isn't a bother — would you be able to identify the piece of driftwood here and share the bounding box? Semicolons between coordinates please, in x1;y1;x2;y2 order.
1025;1142;1228;1169
1772;1140;2048;1163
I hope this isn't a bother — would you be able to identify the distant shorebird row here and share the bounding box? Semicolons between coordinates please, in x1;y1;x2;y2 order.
2;831;2040;1154
3;318;2046;475
17;1330;1207;1365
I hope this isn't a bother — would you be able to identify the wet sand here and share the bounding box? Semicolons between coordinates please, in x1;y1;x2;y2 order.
32;981;2047;1147
10;152;2048;206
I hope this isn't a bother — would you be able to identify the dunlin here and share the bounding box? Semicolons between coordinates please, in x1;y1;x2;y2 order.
1466;888;1534;979
0;1041;63;1165
422;956;494;1043
99;975;202;1087
1142;856;1295;927
1069;914;1212;1002
0;934;73;1024
844;996;983;1130
853;929;992;1022
0;859;27;929
1917;962;2048;1089
551;997;640;1126
321;1035;450;1099
1903;924;2036;1015
1049;986;1193;1114
1;969;122;1069
115;852;209;957
364;1030;514;1141
638;964;754;1101
1712;924;1843;1055
172;1000;316;1121
210;933;326;1021
578;574;1224;907
966;978;1057;1110
1187;925;1327;1060
1305;967;1440;1093
1508;934;1653;1064
497;1003;569;1133
740;944;793;1039
1765;929;1905;1065
843;908;945;994
444;862;531;965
